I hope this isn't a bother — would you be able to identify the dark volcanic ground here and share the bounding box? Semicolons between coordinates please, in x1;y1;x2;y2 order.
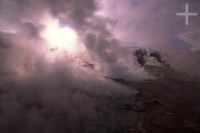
128;65;200;133
0;65;200;133
102;65;200;133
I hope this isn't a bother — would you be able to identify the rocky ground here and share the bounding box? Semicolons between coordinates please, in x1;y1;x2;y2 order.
0;65;200;133
122;65;200;133
74;65;200;133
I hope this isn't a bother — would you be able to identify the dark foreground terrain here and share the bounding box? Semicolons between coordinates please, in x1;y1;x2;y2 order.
0;65;200;133
128;65;200;133
103;65;200;133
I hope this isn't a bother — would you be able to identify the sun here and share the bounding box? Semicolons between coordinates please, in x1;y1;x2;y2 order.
41;18;79;54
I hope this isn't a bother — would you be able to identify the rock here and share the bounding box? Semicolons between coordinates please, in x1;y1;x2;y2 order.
132;100;146;112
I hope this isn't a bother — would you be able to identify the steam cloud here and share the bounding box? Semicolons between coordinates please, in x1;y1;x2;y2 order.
0;0;149;133
100;0;200;76
0;0;200;132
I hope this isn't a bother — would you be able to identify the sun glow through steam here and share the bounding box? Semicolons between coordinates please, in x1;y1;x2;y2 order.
41;19;80;54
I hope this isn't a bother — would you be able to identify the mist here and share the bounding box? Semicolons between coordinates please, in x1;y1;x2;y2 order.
0;0;152;132
1;0;200;133
99;0;200;76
